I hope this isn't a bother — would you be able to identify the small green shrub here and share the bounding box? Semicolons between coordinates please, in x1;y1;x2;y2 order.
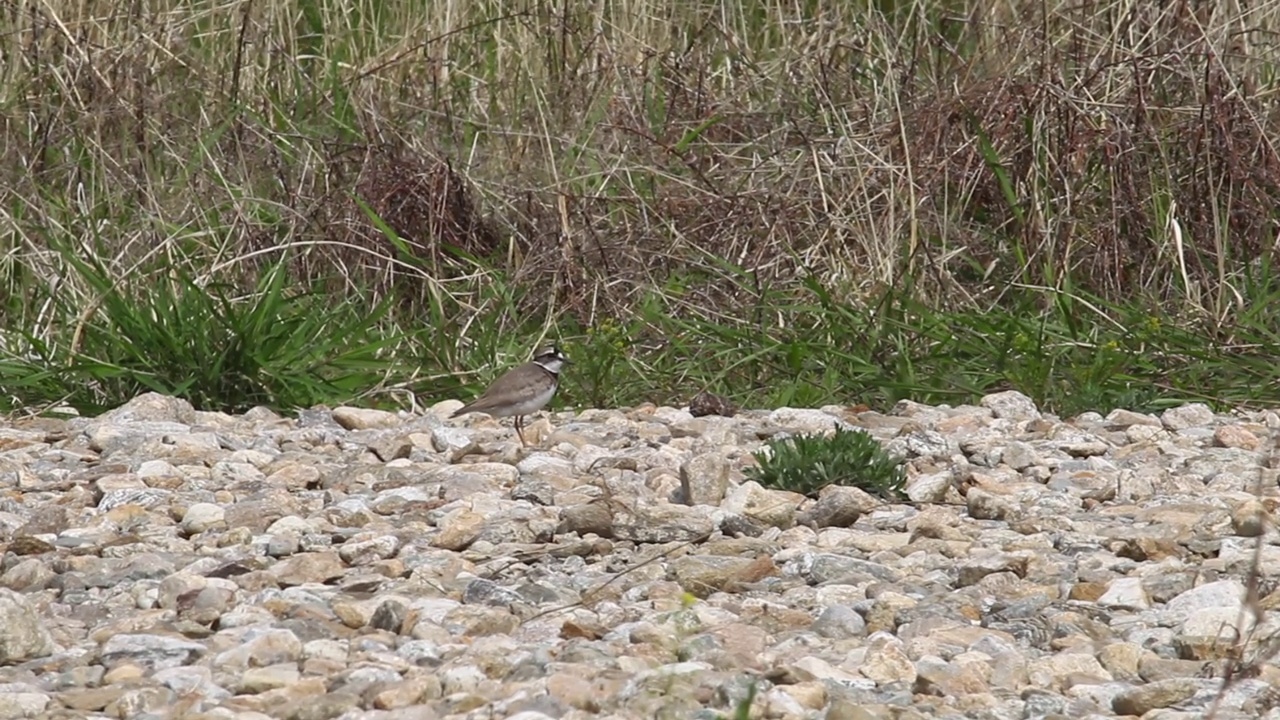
0;246;404;415
746;425;906;499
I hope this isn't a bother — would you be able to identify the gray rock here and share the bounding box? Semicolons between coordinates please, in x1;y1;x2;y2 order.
670;555;763;598
1161;403;1215;430
1096;577;1151;610
269;551;346;586
511;479;555;506
721;481;802;529
99;634;206;670
767;408;852;434
980;390;1041;420
462;579;524;607
812;605;867;639
0;560;55;592
558;502;614;537
332;406;402;430
1112;678;1199;715
0;690;51;719
180;502;226;535
799;485;881;529
905;472;951;502
803;554;902;585
212;627;302;669
680;452;732;506
1162;579;1245;622
0;590;53;663
337;535;400;565
614;502;716;543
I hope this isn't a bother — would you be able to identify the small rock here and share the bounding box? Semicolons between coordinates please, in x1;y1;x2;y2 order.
859;632;916;685
237;664;301;694
269;552;346;586
1163;579;1245;622
1096;577;1151;610
338;535;400;565
799;484;880;529
680;452;732;505
181;502;226;535
1111;678;1199;715
0;589;54;663
99;634;206;670
721;481;803;529
905;472;952;503
965;488;1014;520
332;406;402;430
433;510;486;551
688;390;737;418
614;502;716;543
1231;498;1270;537
670;555;772;598
1;392;1276;720
0;559;55;592
811;605;866;639
1161;403;1214;430
558;502;614;537
767;408;851;434
1214;425;1260;450
980;390;1040;420
0;691;51;719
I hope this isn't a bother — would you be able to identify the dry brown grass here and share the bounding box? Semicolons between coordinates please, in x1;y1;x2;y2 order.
1;0;1279;333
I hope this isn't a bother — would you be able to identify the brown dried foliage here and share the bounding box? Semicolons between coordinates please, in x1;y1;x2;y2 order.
4;0;1280;327
291;145;504;304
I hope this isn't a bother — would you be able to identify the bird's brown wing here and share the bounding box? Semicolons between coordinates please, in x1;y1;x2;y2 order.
451;364;551;416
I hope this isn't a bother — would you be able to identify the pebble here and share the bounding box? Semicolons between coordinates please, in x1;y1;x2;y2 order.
0;390;1275;719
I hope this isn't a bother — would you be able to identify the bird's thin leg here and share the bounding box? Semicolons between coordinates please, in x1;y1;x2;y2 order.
515;415;527;447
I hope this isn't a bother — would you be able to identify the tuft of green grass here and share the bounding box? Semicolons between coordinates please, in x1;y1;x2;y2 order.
552;259;1280;419
746;425;907;499
0;247;404;415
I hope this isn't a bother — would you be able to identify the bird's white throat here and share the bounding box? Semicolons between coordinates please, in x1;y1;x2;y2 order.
535;357;565;375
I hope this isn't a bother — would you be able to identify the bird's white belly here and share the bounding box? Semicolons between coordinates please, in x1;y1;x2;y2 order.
489;385;557;417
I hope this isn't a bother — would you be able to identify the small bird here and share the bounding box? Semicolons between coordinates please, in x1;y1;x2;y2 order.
451;345;571;446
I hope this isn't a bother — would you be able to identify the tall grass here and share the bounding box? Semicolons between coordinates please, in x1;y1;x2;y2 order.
1;0;1279;416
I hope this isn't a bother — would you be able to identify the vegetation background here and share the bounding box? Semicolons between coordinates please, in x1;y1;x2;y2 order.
2;0;1279;418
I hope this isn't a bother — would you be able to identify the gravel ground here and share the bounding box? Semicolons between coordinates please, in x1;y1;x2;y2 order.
0;390;1278;720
